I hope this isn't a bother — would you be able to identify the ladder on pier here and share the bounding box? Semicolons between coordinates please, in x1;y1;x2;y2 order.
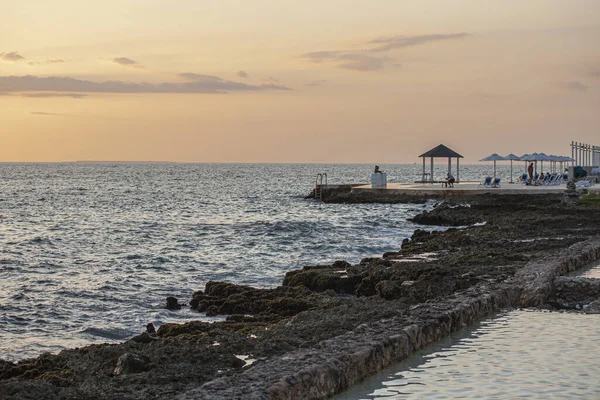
314;173;327;200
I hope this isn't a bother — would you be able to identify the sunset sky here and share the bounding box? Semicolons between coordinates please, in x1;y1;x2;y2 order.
1;1;599;163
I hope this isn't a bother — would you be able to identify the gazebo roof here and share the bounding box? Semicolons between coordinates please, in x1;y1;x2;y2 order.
419;144;463;158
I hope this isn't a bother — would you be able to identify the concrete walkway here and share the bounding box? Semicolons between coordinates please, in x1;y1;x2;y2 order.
351;181;573;196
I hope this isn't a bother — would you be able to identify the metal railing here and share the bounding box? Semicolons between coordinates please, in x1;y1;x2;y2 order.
314;173;327;200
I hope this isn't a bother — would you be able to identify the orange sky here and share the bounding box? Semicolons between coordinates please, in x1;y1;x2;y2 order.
1;1;599;163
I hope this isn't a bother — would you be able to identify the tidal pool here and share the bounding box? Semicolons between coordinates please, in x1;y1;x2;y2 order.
335;309;600;399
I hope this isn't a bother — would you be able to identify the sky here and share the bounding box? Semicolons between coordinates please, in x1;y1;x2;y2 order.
0;0;599;163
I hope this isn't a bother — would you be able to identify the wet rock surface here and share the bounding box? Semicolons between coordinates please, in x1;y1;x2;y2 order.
1;193;600;399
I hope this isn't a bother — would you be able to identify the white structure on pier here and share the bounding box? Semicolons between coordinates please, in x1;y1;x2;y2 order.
571;141;600;167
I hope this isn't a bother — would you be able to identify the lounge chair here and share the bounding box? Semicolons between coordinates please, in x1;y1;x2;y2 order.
491;177;501;188
540;174;551;186
478;176;492;187
520;174;528;184
575;176;596;187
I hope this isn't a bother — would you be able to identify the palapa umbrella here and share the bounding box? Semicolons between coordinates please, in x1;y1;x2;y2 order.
504;153;521;183
480;153;505;180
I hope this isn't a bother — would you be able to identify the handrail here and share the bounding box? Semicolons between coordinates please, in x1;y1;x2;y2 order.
314;173;328;200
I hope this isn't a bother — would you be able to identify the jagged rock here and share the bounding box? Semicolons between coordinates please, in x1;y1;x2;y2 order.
113;353;151;376
166;296;182;310
129;332;157;344
146;323;156;334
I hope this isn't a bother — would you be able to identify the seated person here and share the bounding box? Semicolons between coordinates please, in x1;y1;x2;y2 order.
445;173;455;187
536;172;544;185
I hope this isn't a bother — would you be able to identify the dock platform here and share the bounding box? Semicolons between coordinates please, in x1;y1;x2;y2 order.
350;181;599;196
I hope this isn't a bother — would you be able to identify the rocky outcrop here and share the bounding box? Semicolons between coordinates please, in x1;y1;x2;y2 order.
114;352;152;376
189;281;336;321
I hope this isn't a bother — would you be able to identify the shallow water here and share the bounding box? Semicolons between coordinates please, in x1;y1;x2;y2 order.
335;309;600;399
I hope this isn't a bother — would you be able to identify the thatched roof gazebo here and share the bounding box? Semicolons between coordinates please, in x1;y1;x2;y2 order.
419;144;463;183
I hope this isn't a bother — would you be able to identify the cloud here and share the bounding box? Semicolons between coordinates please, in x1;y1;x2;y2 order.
301;51;343;63
336;53;389;71
263;76;280;84
31;111;64;116
238;70;249;78
112;57;143;68
0;74;291;94
368;33;469;52
561;81;589;91
22;92;87;98
305;80;328;87
0;51;25;62
300;51;389;71
27;58;66;66
300;32;469;72
588;67;600;78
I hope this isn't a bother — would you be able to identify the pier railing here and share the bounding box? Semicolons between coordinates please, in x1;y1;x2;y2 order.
571;141;600;167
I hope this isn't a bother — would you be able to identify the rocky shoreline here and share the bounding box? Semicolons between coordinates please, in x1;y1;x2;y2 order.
1;192;600;399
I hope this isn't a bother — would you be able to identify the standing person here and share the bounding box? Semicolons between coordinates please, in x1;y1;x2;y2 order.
374;165;381;173
527;162;534;184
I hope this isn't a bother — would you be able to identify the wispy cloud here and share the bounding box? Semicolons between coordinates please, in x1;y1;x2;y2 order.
588;67;600;78
305;80;328;87
22;92;87;98
368;33;469;52
27;59;65;66
31;111;65;116
560;81;589;92
0;74;291;94
336;53;390;71
300;51;389;71
112;57;143;69
301;51;343;63
300;32;469;72
0;51;25;62
238;70;249;78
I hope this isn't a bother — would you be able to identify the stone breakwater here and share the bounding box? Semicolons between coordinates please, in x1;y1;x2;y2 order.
1;193;600;400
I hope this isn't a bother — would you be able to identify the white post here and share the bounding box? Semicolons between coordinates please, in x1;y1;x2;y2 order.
588;144;591;166
430;157;434;183
571;141;575;167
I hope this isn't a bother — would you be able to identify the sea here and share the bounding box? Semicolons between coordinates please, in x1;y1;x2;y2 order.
3;162;598;400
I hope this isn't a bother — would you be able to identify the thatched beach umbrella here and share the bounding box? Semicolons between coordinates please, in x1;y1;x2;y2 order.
480;153;505;180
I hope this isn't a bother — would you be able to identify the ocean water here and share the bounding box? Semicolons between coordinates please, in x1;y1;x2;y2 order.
0;162;525;362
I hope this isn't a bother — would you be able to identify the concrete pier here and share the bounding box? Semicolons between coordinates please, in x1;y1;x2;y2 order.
350;182;599;197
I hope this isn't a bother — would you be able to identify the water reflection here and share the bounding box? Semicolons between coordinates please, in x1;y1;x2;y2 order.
336;310;600;399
